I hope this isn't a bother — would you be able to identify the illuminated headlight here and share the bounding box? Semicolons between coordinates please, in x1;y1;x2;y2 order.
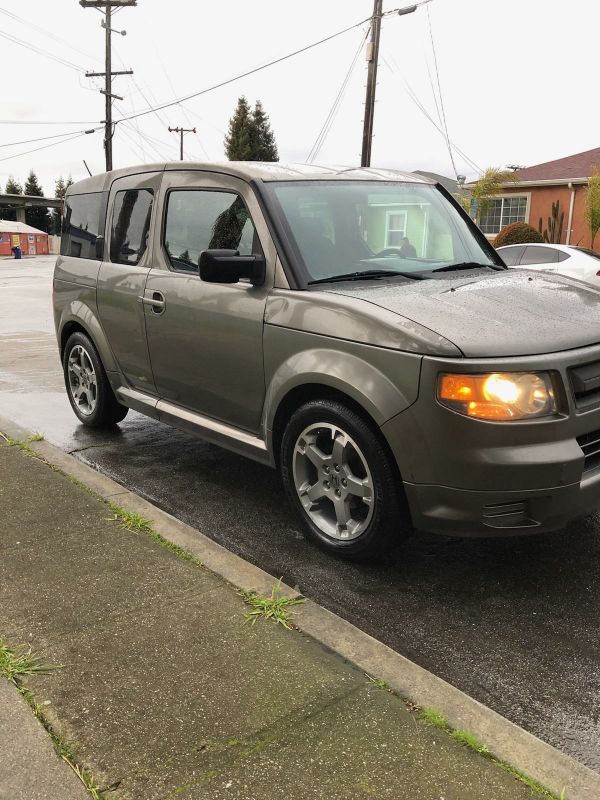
437;372;557;421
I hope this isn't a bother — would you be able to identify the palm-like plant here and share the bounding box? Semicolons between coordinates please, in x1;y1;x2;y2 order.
471;167;517;223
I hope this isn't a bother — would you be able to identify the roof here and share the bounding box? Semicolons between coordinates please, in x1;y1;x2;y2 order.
512;147;600;182
0;220;48;235
413;170;458;194
68;162;433;195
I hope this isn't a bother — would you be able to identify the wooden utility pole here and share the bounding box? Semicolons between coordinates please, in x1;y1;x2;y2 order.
168;127;196;161
361;0;383;169
361;2;418;168
80;0;136;171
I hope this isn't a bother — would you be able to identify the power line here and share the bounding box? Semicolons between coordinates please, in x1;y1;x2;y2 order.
379;49;481;174
0;128;99;149
0;6;102;64
0;131;92;163
425;5;458;179
0;120;99;125
113;16;373;127
307;27;370;164
0;29;85;73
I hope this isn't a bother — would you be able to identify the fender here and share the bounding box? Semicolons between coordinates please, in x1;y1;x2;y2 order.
263;326;422;438
55;284;118;375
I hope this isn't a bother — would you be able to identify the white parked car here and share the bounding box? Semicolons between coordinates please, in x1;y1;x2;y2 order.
497;243;600;286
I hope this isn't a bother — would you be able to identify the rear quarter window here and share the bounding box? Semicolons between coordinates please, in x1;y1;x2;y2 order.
61;192;107;259
498;246;524;266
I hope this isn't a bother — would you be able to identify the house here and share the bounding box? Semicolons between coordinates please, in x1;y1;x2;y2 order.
479;147;600;249
0;220;50;257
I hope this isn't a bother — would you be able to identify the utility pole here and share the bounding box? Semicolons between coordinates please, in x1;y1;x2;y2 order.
80;0;136;171
361;2;419;168
361;0;383;169
168;127;196;161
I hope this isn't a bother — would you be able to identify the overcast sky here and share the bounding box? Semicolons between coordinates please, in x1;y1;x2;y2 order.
1;0;597;196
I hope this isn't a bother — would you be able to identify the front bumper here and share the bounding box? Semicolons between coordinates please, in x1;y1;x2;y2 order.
404;472;600;537
382;344;600;537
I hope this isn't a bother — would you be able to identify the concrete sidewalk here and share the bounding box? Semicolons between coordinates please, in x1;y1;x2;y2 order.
0;438;542;800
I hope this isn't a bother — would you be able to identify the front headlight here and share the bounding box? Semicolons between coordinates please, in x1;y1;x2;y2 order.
437;372;557;421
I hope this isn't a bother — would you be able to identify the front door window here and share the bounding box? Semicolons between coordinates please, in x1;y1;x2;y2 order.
164;190;259;273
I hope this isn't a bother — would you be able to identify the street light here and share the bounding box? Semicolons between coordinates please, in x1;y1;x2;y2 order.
101;19;126;35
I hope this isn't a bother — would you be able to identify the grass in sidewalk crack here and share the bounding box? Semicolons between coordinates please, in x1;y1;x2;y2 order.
0;638;56;684
107;502;203;566
0;637;105;799
239;580;305;629
0;432;44;459
419;706;563;798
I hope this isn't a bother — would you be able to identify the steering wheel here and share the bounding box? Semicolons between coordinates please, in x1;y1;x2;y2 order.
373;247;404;257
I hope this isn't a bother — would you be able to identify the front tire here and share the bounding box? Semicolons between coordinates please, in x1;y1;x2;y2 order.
63;331;128;428
280;399;409;560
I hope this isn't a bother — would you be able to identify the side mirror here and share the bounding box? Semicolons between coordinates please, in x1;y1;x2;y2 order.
199;249;266;286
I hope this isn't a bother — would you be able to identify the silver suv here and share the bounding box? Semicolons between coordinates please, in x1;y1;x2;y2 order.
54;162;600;559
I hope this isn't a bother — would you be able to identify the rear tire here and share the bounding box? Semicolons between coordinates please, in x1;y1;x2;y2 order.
63;331;128;428
280;399;410;561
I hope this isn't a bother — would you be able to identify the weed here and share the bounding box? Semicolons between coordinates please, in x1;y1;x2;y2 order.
107;502;203;566
418;706;559;797
0;638;55;684
27;433;45;442
420;707;448;730
239;580;305;629
0;637;103;798
365;673;391;691
62;756;103;800
107;504;153;532
0;433;43;459
451;728;489;755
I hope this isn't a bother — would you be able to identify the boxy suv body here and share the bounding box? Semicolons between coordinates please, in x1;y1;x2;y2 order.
54;162;600;558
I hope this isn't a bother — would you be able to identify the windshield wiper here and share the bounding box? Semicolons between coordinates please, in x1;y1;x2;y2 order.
430;261;505;273
307;269;426;286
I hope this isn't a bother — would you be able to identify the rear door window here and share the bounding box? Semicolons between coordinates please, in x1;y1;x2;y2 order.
520;246;558;265
61;192;106;259
110;189;154;265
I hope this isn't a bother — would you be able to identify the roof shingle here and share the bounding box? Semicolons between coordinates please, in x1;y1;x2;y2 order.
514;147;600;182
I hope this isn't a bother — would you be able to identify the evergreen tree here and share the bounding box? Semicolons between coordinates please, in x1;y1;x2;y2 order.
5;176;23;194
250;101;278;162
224;97;279;162
224;97;254;161
51;175;73;235
0;176;22;220
23;170;50;232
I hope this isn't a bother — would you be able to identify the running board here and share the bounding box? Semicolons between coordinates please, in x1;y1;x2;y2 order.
117;387;271;465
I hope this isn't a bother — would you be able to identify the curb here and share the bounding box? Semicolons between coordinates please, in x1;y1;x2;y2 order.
2;414;599;800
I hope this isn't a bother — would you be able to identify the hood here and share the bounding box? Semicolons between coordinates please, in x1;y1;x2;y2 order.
323;269;600;358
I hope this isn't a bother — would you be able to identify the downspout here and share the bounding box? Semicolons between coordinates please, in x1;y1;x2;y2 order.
566;182;575;245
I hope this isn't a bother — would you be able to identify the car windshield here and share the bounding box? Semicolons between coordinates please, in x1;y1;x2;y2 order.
265;180;498;284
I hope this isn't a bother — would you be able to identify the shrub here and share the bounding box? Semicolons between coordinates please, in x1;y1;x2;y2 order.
493;222;544;247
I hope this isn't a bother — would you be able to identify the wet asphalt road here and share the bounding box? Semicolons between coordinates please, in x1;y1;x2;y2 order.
1;256;599;771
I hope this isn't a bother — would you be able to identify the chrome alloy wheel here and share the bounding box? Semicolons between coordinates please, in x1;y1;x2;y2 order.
67;344;98;416
292;423;374;541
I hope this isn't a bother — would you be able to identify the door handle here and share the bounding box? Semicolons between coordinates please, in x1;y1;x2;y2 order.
138;291;166;313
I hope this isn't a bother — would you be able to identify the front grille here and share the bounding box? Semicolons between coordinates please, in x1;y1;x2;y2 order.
577;429;600;473
570;360;600;409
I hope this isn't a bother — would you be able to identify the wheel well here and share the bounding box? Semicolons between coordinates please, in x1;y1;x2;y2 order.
271;384;384;467
60;321;88;359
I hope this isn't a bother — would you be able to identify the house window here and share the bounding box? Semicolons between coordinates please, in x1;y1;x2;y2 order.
479;196;527;234
385;210;407;247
